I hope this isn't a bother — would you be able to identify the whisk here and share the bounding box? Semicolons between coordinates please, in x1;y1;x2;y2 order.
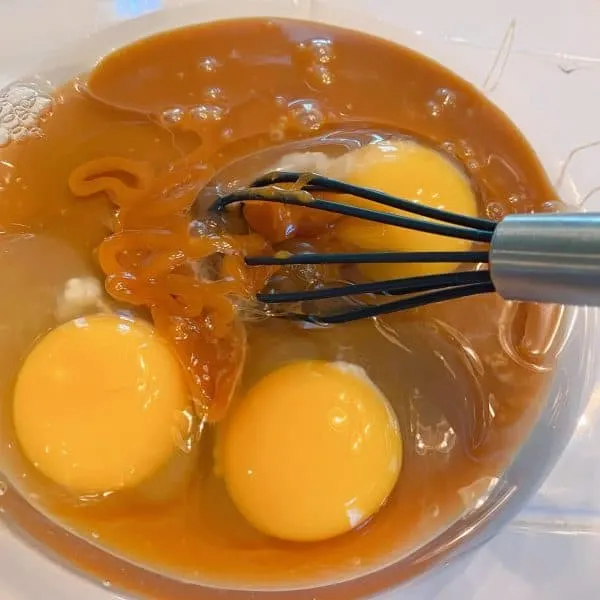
212;171;600;324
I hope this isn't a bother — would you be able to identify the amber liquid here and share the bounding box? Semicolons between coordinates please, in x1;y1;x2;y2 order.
0;17;562;598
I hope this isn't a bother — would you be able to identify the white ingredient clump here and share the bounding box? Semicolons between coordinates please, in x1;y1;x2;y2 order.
268;139;415;181
271;151;335;174
54;277;106;322
270;149;358;181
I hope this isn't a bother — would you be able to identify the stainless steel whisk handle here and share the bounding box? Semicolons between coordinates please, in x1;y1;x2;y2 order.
490;213;600;306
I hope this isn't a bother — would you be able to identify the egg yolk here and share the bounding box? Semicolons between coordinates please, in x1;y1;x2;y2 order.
330;139;478;280
13;314;190;495
221;360;402;542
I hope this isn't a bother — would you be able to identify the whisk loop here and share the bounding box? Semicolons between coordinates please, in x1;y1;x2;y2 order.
214;171;495;243
212;172;600;323
211;171;497;323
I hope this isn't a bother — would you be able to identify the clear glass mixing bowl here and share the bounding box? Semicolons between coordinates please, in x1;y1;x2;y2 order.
0;1;598;599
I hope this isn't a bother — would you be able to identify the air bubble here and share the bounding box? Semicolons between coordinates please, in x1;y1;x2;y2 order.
190;104;228;122
0;481;6;496
308;38;335;64
221;128;233;141
160;107;184;124
198;57;220;73
427;101;442;118
10;126;28;141
427;89;456;119
441;141;455;154
541;200;564;213
287;99;325;132
443;139;480;170
306;64;335;89
102;580;112;588
486;201;507;221
204;86;223;101
2;112;18;126
0;82;53;146
507;193;523;205
435;87;457;109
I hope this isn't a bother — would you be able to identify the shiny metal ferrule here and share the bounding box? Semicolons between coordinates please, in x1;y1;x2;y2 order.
489;212;600;306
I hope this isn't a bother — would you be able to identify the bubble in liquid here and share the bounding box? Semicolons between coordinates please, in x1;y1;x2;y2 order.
427;101;442;118
486;201;507;221
204;86;224;101
160;107;185;124
435;87;457;109
297;38;336;65
0;81;53;146
1;112;18;126
507;192;523;205
10;126;28;142
306;64;335;89
308;38;336;64
541;199;564;213
441;138;480;169
0;481;6;496
441;141;455;154
198;57;220;72
190;104;228;122
287;99;325;132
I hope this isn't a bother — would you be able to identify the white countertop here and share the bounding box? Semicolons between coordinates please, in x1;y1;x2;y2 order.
1;1;600;598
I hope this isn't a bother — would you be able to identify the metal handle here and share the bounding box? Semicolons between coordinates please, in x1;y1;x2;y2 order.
489;212;600;306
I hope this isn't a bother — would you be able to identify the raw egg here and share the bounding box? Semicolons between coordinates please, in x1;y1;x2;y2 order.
221;360;402;542
330;139;478;279
13;313;190;495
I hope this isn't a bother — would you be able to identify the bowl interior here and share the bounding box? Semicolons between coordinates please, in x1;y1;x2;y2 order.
0;1;598;599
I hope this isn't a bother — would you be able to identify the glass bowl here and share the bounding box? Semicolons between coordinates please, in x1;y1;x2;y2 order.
0;1;598;599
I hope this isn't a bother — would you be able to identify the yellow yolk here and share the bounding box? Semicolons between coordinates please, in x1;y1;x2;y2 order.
221;360;402;542
330;139;478;280
13;314;190;495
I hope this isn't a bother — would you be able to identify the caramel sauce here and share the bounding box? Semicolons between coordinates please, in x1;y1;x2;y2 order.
0;18;563;598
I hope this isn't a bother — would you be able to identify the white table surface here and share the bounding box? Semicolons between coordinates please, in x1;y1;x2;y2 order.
2;1;600;598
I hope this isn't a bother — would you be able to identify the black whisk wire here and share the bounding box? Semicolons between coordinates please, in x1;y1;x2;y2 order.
246;250;489;267
215;172;494;244
240;172;496;232
211;171;498;323
286;282;496;325
256;269;492;304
